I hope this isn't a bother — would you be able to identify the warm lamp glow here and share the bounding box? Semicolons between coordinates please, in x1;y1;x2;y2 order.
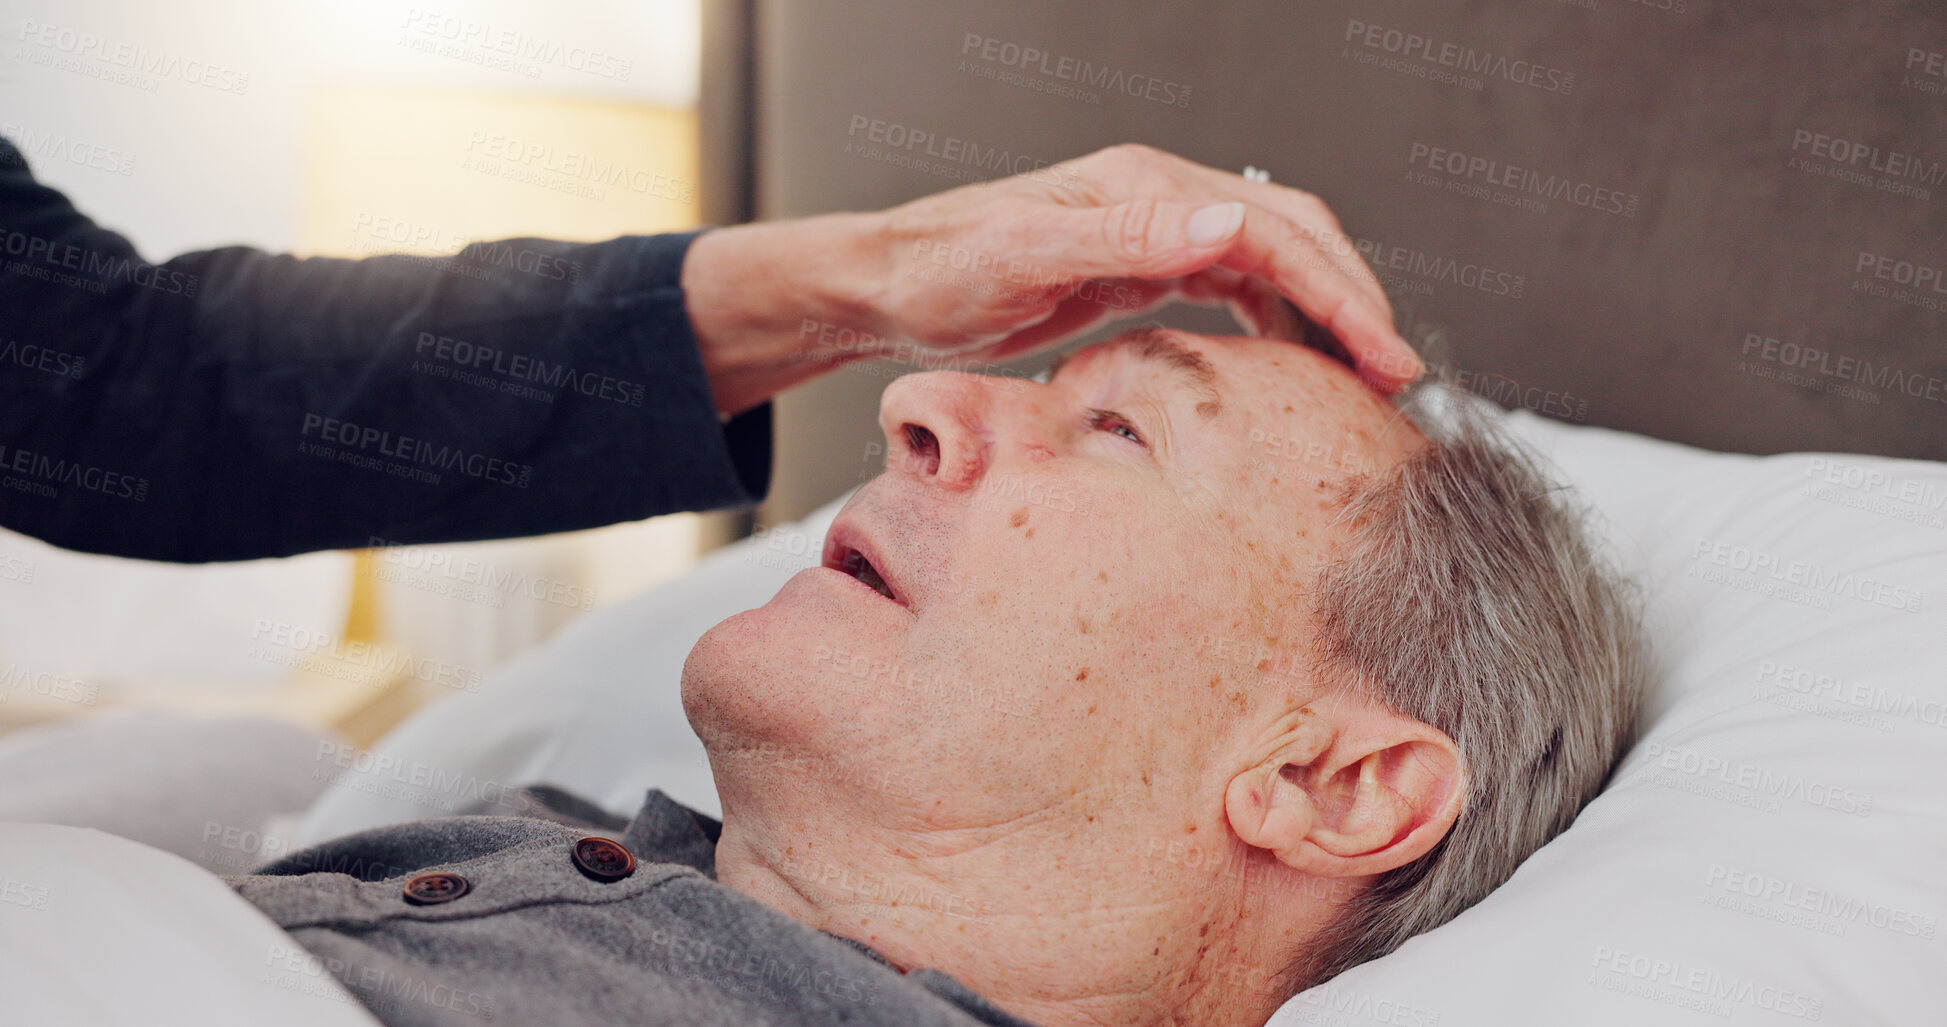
297;85;711;657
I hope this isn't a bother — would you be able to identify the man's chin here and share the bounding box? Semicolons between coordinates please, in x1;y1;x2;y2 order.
684;567;832;661
679;606;771;749
681;602;772;699
679;574;854;714
680;568;906;743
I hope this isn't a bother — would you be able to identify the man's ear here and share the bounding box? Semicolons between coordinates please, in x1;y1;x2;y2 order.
1224;701;1464;879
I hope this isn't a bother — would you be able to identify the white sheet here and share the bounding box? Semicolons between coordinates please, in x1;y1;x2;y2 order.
0;822;380;1027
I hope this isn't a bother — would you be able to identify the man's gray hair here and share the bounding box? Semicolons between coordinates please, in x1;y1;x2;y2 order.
1283;386;1648;990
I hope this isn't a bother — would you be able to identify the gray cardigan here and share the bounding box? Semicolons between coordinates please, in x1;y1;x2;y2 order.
232;788;1040;1026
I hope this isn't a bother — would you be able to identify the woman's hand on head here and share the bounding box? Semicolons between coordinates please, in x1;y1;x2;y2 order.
680;143;1421;417
855;144;1421;391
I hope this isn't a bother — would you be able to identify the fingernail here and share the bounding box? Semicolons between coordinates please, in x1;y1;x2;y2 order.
1187;202;1244;247
1385;338;1421;380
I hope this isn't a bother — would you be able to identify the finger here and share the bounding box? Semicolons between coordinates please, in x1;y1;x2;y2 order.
1010;199;1246;283
1074;153;1412;385
1177;268;1356;370
1115;151;1396;321
1202;192;1396;342
1212;220;1422;392
1170;266;1283;336
1174;250;1418;392
1009;146;1416;386
1217;188;1392;322
1228;280;1294;341
939;278;1180;366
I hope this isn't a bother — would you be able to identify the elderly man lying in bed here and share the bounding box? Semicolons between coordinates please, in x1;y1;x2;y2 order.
242;324;1645;1027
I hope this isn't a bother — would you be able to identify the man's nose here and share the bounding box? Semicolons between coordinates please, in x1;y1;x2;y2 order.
877;372;998;491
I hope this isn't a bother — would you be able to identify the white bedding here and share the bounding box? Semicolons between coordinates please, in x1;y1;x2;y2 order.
0;822;380;1027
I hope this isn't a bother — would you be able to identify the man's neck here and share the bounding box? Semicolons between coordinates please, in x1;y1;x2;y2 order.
712;797;1331;1027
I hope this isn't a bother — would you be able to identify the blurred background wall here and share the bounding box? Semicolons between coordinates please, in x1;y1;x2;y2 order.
728;1;1947;526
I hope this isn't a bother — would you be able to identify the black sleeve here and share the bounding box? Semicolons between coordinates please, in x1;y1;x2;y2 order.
0;135;770;563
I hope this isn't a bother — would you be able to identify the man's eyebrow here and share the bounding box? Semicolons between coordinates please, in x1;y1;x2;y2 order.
1046;328;1224;418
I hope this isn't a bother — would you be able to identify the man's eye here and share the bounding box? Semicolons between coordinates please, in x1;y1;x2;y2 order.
1088;409;1147;448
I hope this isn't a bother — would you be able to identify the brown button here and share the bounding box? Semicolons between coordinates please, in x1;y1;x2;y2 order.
571;836;636;881
401;871;470;905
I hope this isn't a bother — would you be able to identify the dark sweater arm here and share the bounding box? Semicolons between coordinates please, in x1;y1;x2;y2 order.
0;136;769;562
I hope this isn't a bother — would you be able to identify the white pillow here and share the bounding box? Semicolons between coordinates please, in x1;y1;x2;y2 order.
299;406;1947;1026
0;822;381;1027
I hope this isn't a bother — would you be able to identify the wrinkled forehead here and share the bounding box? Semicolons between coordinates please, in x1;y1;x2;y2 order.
1211;334;1418;465
1072;329;1426;492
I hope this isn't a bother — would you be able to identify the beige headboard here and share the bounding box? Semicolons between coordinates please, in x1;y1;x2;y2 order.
701;0;1947;522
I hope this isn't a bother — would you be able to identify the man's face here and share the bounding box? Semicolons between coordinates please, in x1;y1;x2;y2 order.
683;329;1424;838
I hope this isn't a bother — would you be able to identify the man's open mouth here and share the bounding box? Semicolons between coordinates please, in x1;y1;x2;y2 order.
820;517;912;610
836;546;898;603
